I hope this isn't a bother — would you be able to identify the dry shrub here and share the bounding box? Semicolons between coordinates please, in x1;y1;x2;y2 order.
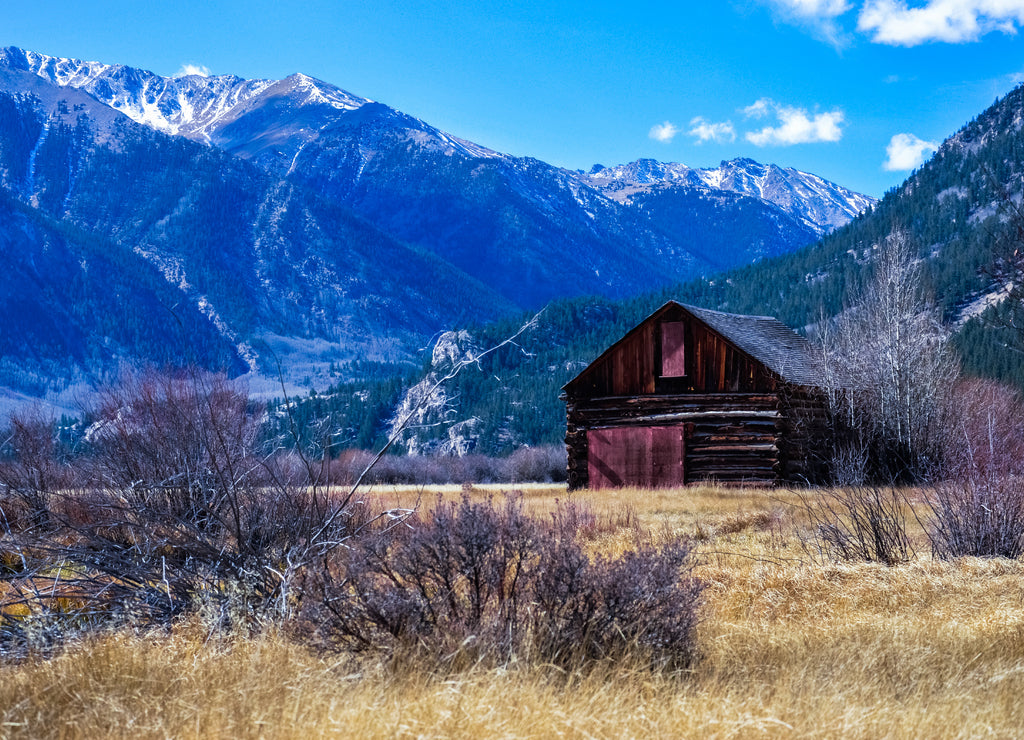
799;487;915;566
943;377;1024;480
795;376;1024;566
0;406;79;532
83;370;263;518
801;479;1024;566
924;378;1024;559
0;370;382;655
326;446;567;485
501;445;567;483
926;477;1024;559
306;494;703;670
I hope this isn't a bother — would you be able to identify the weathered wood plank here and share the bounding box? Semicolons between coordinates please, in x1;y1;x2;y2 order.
564;304;832;489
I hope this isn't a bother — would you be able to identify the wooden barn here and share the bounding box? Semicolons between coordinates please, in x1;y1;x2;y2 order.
563;301;831;489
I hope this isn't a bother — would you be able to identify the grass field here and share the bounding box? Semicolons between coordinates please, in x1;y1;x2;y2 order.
3;483;1024;738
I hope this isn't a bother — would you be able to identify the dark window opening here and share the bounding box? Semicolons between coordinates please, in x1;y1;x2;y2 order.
660;321;687;377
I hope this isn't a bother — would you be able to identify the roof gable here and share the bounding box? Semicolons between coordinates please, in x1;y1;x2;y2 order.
563;300;822;393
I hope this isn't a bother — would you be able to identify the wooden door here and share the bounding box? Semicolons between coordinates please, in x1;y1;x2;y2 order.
587;425;685;488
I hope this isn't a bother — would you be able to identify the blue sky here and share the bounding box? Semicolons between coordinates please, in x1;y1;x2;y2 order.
7;0;1024;197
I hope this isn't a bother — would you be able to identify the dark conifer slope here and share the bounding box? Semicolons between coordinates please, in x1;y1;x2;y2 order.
358;82;1024;454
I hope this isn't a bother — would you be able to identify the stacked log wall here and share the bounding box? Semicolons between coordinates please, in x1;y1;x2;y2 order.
566;393;792;489
777;385;832;484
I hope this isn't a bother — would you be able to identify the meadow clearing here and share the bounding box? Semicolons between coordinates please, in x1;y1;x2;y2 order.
2;482;1023;739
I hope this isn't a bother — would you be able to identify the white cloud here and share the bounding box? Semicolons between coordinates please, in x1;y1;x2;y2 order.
688;117;736;144
759;0;854;44
742;98;773;119
743;98;845;146
175;63;211;78
859;0;1024;45
761;0;1024;45
883;132;938;170
649;121;681;143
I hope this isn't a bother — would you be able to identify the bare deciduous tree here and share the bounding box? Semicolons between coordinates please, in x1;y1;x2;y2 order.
822;228;959;483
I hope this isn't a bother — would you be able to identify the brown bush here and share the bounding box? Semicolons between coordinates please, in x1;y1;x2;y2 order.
799;487;916;567
305;494;704;670
327;445;567;486
926;477;1024;559
943;377;1024;481
0;370;383;654
0;406;80;532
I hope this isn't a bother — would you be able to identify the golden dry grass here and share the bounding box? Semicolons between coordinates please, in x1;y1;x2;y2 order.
3;484;1024;739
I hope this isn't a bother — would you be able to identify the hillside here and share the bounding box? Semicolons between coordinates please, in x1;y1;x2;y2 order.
0;46;875;412
0;68;516;402
307;81;1024;455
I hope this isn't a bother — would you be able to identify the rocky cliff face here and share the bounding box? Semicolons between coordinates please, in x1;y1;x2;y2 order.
386;330;485;455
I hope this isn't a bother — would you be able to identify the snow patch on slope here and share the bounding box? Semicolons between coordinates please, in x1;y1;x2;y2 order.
25;113;50;204
132;244;259;372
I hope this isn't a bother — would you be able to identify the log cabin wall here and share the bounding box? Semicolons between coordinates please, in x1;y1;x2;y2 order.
564;302;832;489
776;385;833;484
566;393;785;488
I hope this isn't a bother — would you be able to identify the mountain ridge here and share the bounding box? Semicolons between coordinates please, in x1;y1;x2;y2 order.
0;45;877;414
2;46;870;235
583;157;874;236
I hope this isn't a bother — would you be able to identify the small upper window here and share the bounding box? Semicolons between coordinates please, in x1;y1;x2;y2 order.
660;321;686;377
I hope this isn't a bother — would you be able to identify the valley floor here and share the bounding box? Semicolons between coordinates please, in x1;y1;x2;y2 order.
3;484;1024;739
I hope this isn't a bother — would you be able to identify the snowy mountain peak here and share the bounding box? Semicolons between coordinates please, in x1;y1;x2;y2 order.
0;46;869;243
585;158;694;185
0;47;505;162
0;46;371;143
277;72;368;110
581;156;875;236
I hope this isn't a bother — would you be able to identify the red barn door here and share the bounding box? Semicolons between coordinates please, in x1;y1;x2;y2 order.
586;425;686;488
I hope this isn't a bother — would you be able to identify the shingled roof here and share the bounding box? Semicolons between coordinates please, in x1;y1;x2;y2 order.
680;303;823;386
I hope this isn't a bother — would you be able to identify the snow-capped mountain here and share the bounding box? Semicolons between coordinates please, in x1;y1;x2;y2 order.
3;48;869;235
0;46;500;159
0;46;878;408
0;47;360;142
584;157;875;236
